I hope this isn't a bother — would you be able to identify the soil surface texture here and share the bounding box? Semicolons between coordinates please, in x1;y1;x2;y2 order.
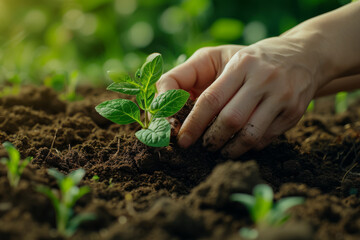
0;86;360;240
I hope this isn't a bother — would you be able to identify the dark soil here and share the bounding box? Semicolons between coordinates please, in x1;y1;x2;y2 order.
0;86;360;240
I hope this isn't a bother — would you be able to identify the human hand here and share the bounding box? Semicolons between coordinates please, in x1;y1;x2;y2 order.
157;37;325;158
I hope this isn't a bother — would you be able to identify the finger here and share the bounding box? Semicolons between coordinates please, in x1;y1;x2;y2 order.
156;48;219;96
202;82;262;151
253;136;277;151
177;53;249;148
221;98;282;158
254;103;305;150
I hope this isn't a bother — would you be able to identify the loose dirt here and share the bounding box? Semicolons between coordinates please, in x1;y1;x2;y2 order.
0;86;359;240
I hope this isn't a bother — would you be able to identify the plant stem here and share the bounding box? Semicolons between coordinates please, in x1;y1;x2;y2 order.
144;110;149;128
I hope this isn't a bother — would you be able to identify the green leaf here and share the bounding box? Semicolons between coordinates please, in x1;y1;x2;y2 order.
231;193;255;210
107;82;140;95
107;71;132;83
239;227;259;240
36;185;60;211
274;197;304;213
150;89;189;118
67;213;96;236
19;156;32;173
140;53;163;88
252;184;274;223
135;118;171;147
136;85;156;110
95;99;142;125
68;169;86;185
48;168;65;182
70;186;90;206
3;142;20;166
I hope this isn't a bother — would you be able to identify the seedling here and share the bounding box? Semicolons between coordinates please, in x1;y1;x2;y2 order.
0;74;21;97
44;71;81;101
37;168;95;237
0;141;32;187
91;175;99;182
335;91;348;114
231;184;304;239
95;53;189;147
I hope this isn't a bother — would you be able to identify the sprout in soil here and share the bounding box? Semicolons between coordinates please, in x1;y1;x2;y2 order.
0;141;32;188
0;74;21;97
44;70;81;101
36;168;95;237
95;53;190;147
231;184;304;239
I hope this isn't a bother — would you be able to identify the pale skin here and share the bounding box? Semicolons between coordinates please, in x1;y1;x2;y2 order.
157;2;360;158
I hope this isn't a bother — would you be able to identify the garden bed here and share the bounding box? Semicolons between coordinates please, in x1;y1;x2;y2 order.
0;86;360;240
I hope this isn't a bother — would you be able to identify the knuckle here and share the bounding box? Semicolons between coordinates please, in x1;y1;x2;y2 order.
194;47;215;57
279;86;294;101
240;126;260;146
198;89;223;111
220;108;245;130
282;105;303;124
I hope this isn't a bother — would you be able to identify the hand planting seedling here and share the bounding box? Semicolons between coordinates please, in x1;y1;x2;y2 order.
231;184;304;239
95;53;190;147
37;168;95;237
0;141;32;187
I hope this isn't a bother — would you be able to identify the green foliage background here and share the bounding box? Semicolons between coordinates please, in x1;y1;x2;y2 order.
0;0;351;86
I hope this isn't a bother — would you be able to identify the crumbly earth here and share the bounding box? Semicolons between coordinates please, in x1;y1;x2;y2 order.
0;86;359;240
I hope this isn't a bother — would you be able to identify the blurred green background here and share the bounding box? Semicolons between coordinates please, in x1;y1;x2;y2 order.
0;0;352;87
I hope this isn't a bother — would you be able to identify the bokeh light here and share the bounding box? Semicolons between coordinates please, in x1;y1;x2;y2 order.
0;0;351;86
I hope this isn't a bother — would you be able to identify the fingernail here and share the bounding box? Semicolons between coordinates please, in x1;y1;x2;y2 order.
178;132;192;148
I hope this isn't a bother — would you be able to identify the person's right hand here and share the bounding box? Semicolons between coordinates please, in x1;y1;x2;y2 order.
157;37;324;158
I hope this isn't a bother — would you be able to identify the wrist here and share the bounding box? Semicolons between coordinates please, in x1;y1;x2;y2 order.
281;27;335;90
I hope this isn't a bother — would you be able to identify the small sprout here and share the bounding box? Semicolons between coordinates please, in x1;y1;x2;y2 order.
0;141;32;187
95;53;190;147
0;74;21;97
37;168;95;237
108;178;113;188
231;184;304;239
91;175;99;182
44;71;81;101
335;91;348;113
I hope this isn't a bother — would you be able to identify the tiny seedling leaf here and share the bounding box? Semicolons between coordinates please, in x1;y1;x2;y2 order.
136;85;156;110
107;82;141;95
135;118;171;147
68;168;86;185
140;53;163;88
67;213;96;236
3;142;20;166
48;168;65;182
70;186;91;206
151;89;190;118
36;185;60;211
230;193;255;210
239;227;259;240
19;156;32;173
95;99;141;125
274;197;304;213
252;184;274;222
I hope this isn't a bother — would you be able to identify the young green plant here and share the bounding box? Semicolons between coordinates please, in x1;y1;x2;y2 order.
231;184;304;239
0;141;32;187
44;71;81;101
37;168;95;237
95;53;189;147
